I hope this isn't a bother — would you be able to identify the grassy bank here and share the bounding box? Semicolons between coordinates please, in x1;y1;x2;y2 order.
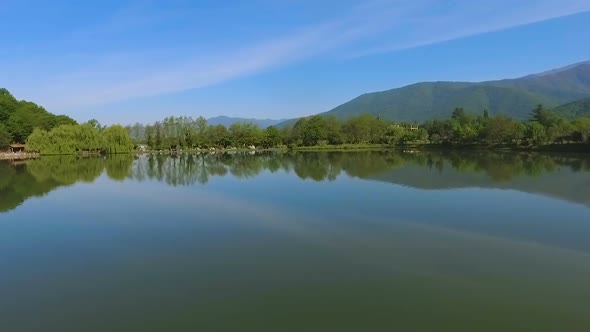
290;143;590;153
402;143;590;153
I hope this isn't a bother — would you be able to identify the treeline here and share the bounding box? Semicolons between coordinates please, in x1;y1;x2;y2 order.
27;120;134;155
0;88;76;149
126;105;590;150
2;83;590;153
125;116;280;150
423;105;590;145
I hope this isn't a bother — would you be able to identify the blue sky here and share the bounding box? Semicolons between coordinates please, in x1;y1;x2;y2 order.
1;0;590;124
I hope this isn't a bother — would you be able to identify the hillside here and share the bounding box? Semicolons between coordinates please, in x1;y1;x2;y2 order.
283;61;590;124
553;98;590;119
208;116;285;128
0;88;76;147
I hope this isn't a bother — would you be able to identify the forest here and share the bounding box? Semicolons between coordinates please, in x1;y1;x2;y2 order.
0;88;77;149
124;105;590;151
0;89;135;155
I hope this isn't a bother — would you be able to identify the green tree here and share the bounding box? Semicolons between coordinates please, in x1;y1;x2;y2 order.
483;116;518;144
154;122;163;150
263;126;282;148
324;115;344;145
572;118;590;143
195;116;208;148
528;121;547;144
102;125;134;154
530;104;562;128
0;123;12;149
229;122;262;147
451;107;473;125
343;114;384;144
208;125;231;148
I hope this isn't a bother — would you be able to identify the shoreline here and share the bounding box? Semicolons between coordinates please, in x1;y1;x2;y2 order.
1;143;588;160
0;152;40;161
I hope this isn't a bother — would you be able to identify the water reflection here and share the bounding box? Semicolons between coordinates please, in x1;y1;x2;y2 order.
0;155;134;212
1;150;590;212
129;151;590;184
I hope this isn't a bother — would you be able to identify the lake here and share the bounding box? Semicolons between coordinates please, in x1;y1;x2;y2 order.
1;150;590;331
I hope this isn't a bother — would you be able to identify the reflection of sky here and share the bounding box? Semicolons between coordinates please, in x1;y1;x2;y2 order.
2;166;590;331
2;167;590;254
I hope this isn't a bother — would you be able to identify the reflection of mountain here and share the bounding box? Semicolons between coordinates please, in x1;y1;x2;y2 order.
2;151;590;212
0;155;134;212
368;151;590;207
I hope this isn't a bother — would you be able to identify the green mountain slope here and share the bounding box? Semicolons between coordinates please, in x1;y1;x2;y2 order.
305;61;590;124
553;98;590;119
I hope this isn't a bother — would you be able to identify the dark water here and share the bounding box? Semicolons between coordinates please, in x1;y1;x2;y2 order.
1;151;590;332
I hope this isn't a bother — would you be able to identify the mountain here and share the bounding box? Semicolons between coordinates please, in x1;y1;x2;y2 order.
207;116;286;128
279;61;590;126
553;98;590;119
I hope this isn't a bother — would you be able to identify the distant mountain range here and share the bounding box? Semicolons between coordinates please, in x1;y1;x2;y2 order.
276;60;590;126
207;116;286;128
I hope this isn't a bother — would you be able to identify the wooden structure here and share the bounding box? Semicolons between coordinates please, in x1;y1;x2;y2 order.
9;144;26;153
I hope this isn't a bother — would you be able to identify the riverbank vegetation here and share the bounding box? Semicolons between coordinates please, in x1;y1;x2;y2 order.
124;105;590;151
26;121;134;155
1;87;589;154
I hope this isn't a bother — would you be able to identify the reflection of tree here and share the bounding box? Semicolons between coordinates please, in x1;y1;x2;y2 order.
126;150;590;186
2;150;590;213
0;155;135;213
28;156;104;184
105;155;135;181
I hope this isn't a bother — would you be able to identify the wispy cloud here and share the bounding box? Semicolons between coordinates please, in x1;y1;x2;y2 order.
344;0;590;58
12;0;590;111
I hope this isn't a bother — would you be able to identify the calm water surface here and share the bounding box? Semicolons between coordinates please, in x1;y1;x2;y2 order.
1;151;590;331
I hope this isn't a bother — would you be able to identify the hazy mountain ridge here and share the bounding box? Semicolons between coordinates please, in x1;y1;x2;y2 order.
208;116;286;128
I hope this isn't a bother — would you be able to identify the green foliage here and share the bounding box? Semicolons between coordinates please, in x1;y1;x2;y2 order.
292;116;327;146
528;122;547;144
0;88;77;144
229;122;262;147
262;126;282;148
483;116;518;144
0;123;11;149
102;125;134;154
342;114;387;144
26;123;133;155
572;118;590;143
208;125;231;147
553;98;590;119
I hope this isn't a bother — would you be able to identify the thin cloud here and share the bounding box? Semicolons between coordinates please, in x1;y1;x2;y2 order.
21;0;590;111
345;0;590;58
